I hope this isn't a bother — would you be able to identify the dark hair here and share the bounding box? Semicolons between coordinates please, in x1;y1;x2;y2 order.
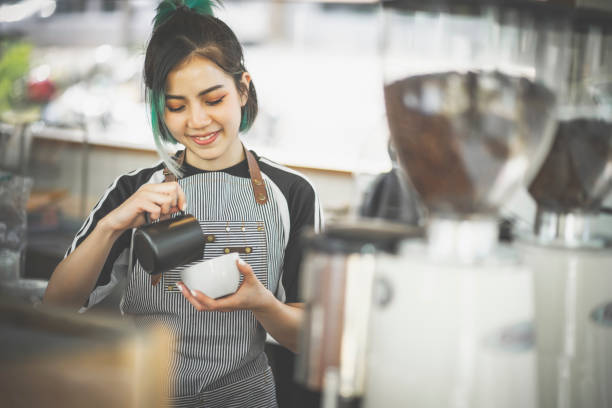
144;1;258;153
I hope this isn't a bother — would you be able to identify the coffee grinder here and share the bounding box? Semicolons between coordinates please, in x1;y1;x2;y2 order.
363;1;571;407
295;221;421;408
518;6;612;408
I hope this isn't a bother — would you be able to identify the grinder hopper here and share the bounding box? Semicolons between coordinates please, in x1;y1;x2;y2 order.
520;8;612;408
364;2;573;407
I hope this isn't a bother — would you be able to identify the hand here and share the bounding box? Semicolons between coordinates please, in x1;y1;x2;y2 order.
100;181;187;233
176;259;274;313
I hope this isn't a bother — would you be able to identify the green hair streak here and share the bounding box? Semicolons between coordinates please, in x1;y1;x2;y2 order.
153;0;220;29
149;89;178;145
239;108;249;132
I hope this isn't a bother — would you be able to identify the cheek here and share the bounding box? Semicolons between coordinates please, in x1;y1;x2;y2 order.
214;106;240;130
225;95;244;120
164;114;182;133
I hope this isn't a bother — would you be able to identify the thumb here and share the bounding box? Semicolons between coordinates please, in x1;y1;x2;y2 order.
236;258;254;278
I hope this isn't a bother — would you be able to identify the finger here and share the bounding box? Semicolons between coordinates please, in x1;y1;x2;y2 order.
160;199;172;216
176;183;187;212
176;282;207;311
171;182;179;209
143;181;182;195
143;182;185;213
160;181;184;209
162;182;178;210
189;287;225;310
141;190;173;206
164;203;181;216
143;191;175;215
137;201;161;222
236;259;255;278
178;282;239;312
157;191;176;209
208;295;240;312
144;205;161;221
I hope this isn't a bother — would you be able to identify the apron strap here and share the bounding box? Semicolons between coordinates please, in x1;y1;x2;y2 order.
163;147;268;205
162;150;185;183
245;146;268;205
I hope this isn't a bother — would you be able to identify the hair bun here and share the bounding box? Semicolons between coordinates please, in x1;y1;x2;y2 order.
153;0;220;29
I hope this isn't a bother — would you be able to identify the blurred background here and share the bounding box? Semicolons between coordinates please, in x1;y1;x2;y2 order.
2;1;612;408
0;0;392;289
0;2;390;406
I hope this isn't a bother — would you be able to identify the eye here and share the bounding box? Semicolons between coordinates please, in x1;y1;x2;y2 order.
207;96;225;106
166;105;185;113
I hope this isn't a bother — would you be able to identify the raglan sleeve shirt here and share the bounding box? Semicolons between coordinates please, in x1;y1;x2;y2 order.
65;155;323;310
280;177;322;304
63;163;165;310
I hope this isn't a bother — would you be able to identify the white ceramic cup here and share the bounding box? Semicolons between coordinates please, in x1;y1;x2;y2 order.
180;252;241;299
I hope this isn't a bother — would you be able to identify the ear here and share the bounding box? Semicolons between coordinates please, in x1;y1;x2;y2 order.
239;72;251;107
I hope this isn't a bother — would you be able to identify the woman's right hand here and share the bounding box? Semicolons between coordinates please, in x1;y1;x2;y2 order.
101;181;187;233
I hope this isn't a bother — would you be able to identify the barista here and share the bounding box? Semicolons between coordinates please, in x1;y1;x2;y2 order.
43;1;323;406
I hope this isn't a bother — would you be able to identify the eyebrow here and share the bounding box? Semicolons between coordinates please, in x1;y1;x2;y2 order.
166;84;224;100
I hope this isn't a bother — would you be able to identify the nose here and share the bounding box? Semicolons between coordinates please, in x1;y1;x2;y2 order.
187;103;212;129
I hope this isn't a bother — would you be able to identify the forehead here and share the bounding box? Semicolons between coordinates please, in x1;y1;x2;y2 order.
165;55;233;94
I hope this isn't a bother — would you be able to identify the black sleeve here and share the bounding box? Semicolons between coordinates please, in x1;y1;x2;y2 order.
282;178;320;303
65;166;162;289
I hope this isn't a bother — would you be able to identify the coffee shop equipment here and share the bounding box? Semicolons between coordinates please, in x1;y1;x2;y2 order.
518;6;612;407
0;171;49;304
295;221;421;408
361;1;575;407
133;213;205;276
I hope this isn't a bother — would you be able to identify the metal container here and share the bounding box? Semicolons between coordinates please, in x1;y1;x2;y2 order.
133;214;205;275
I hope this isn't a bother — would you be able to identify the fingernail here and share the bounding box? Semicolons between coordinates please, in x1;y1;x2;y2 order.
181;202;187;211
238;258;246;265
176;283;183;292
191;289;197;297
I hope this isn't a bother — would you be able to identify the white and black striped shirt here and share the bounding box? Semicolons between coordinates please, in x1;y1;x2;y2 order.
66;150;323;407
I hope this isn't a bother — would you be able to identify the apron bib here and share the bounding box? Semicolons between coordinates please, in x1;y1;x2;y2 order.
120;151;282;406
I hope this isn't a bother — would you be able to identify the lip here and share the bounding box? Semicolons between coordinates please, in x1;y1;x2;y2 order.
189;130;220;146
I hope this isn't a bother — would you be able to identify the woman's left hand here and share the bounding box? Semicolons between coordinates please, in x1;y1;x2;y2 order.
176;260;274;313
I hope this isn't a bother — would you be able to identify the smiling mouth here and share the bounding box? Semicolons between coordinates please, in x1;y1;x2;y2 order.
189;131;220;143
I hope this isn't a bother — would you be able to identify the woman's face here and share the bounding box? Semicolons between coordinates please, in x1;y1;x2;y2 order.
164;55;250;170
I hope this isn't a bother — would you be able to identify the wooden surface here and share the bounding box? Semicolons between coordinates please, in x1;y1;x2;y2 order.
0;301;172;408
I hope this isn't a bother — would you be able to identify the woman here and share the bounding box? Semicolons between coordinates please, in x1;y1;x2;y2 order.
43;1;323;406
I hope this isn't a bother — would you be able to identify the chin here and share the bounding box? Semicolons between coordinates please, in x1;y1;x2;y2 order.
193;150;223;162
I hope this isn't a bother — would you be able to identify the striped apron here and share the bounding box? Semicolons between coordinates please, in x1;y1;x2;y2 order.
121;151;283;407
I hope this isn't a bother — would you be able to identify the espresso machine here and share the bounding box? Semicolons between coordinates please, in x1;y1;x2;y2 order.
295;222;421;408
361;1;573;407
518;7;612;408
